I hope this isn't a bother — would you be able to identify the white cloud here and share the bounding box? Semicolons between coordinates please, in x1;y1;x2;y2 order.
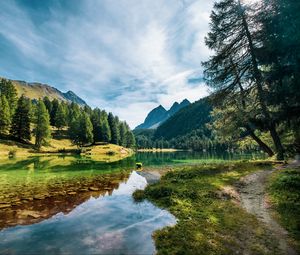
0;0;214;128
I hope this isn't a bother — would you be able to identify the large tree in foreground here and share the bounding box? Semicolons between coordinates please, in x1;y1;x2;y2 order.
203;0;284;159
34;100;51;150
10;95;31;141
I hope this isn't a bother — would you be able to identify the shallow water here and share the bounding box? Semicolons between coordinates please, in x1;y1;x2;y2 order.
0;151;265;254
0;171;176;254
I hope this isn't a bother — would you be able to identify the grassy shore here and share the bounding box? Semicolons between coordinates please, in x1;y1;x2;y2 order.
267;165;300;252
137;148;182;152
133;161;289;255
0;137;133;162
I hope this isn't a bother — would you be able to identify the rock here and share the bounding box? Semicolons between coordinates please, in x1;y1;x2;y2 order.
0;204;11;209
89;187;99;191
67;192;77;195
18;210;41;219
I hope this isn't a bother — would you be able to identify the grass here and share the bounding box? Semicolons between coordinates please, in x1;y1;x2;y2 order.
133;161;282;255
267;166;300;252
0;132;133;162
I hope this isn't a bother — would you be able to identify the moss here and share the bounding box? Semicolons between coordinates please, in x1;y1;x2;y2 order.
134;161;281;254
267;167;300;252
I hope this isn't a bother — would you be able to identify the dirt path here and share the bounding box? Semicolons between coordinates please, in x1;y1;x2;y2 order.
237;162;299;255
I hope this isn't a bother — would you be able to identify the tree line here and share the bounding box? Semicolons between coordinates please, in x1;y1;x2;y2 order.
0;78;135;150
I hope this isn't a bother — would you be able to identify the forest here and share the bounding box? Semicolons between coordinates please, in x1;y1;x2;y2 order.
135;0;300;160
0;78;136;151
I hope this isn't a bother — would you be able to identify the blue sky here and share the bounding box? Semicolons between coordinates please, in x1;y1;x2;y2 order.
0;0;214;128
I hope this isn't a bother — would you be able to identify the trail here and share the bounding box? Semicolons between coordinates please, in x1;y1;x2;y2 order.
237;161;299;255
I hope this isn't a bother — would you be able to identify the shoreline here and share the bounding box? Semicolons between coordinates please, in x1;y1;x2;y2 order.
133;160;300;254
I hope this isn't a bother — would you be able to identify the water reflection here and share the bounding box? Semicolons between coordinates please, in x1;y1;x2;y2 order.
0;172;176;255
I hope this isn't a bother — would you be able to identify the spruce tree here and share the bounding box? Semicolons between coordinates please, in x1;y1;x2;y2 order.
10;95;31;141
126;131;136;148
119;122;127;146
0;79;18;114
0;95;11;134
91;108;102;143
69;112;93;146
100;112;111;142
50;99;59;126
54;103;66;130
34;100;51;150
43;96;52;116
108;112;120;144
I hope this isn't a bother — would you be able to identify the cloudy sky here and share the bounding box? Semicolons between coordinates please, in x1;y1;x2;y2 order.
0;0;214;128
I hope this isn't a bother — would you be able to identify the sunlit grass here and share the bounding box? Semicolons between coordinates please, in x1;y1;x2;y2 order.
134;161;281;254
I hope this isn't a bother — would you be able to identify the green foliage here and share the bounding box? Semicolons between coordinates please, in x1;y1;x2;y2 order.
268;168;300;251
50;99;59;126
100;114;111;143
108;112;120;145
69;112;93;146
54;102;67;130
0;95;11;134
134;162;279;254
10;95;31;141
0;78;18;114
155;97;212;140
125;131;136;148
34;100;51;149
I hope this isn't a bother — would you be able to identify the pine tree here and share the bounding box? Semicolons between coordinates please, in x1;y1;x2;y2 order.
34;100;51;150
203;0;284;159
126;131;136;148
0;79;18;114
69;112;93;146
119;122;127;146
99;111;111;142
91;108;102;143
108;112;120;144
43;97;52;116
50;99;59;126
0;95;11;134
54;103;66;130
79;112;93;145
10;95;31;141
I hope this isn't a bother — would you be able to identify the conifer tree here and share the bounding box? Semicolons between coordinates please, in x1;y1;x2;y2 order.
50;99;59;126
34;100;51;150
119;122;127;146
100;115;111;143
91;108;102;143
69;112;93;146
126;131;136;148
0;79;18;114
108;112;120;144
203;0;284;159
43;97;52;116
10;95;31;141
0;95;11;134
54;102;66;130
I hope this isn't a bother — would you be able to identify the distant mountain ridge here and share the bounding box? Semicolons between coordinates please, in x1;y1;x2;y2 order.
135;99;191;129
7;79;87;106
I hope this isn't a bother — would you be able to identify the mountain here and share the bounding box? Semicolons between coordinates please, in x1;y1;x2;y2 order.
135;105;168;129
135;99;191;129
9;79;87;106
154;97;212;140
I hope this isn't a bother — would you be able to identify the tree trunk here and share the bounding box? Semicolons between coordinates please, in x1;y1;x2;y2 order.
231;59;275;157
246;126;274;156
238;1;284;159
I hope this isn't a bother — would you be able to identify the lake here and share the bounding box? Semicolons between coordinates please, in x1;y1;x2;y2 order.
0;151;265;254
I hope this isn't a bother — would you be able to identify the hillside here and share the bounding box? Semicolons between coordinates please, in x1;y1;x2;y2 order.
135;99;190;129
10;79;87;106
154;97;212;140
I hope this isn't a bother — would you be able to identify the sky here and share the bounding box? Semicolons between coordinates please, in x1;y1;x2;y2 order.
0;0;214;128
